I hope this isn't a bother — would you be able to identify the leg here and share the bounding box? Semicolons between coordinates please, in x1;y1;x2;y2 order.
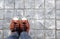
6;32;19;39
19;31;32;39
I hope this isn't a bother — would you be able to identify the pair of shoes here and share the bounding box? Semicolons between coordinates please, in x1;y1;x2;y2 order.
10;17;30;35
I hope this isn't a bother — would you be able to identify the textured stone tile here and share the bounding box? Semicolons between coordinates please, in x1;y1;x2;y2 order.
45;9;55;19
0;20;4;29
45;20;55;29
28;20;35;29
5;0;14;9
25;0;35;8
5;10;14;23
57;31;60;39
4;30;11;39
15;0;24;8
56;20;60;29
34;20;44;29
3;22;10;29
45;30;55;39
56;0;60;9
0;10;5;19
13;10;23;19
56;10;60;19
34;9;44;19
0;30;3;39
4;10;14;29
0;0;4;9
45;0;55;12
35;0;44;9
29;29;36;39
25;9;35;19
35;30;44;39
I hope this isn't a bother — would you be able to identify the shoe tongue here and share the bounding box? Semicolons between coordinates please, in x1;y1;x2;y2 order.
22;17;27;20
13;17;19;20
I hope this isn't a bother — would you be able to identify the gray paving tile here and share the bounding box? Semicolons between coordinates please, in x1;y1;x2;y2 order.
45;20;55;29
